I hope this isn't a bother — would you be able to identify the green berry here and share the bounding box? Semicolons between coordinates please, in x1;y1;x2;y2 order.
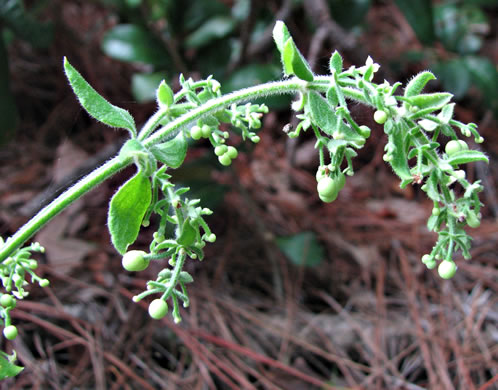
359;125;371;138
425;259;437;269
226;146;238;159
122;250;149;272
148;299;168;320
39;279;50;288
438;260;457;279
475;136;484;144
214;145;228;156
218;154;232;166
251;135;261;143
432;207;440;216
201;124;212;138
421;254;432;264
3;325;18;340
317;177;337;198
445;140;467;156
374;110;388;124
0;294;15;308
190;125;202;140
466;210;480;228
319;191;338;203
457;140;469;151
205;233;217;243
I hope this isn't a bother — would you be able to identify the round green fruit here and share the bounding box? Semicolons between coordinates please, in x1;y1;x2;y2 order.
214;145;228;156
445;140;468;156
438;260;457;279
218;154;232;166
226;146;238;160
148;299;168;320
0;294;15;308
466;211;480;228
201;125;212;138
190;126;202;140
3;325;18;340
374;110;388;124
122;250;149;272
317;177;338;198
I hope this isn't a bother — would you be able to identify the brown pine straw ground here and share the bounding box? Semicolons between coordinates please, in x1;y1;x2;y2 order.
1;1;497;389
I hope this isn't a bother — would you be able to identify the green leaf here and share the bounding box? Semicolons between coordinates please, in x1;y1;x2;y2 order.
185;16;236;49
394;0;435;45
433;59;471;99
149;132;187;168
308;92;337;135
446;150;489;166
463;56;498;114
326;86;339;107
0;355;23;379
177;218;197;247
0;0;53;48
276;231;324;267
131;72;166;103
101;24;169;67
64;58;137;137
0;34;18;143
424;170;441;201
329;50;343;74
404;71;435;98
272;20;291;54
403;92;453;110
108;171;152;254
283;38;314;81
327;0;372;30
156;80;174;106
389;122;413;184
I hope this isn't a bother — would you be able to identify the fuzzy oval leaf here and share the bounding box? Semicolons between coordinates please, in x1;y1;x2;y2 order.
149;132;187;168
156;80;174;106
446;150;489;166
283;38;314;81
0;355;23;380
389;123;413;184
308;92;337;134
329;50;343;74
272;20;291;54
108;171;152;254
177;218;197;247
64;58;136;136
404;92;453;109
404;71;435;98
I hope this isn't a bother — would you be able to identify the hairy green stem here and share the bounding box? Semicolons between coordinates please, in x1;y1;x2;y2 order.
3;77;364;262
0;156;130;262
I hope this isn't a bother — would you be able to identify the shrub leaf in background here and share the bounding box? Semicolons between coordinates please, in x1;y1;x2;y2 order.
108;171;152;254
394;0;435;45
64;57;137;137
101;24;169;67
276;232;324;267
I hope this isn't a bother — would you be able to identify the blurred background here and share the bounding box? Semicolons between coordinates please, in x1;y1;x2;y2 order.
0;0;497;388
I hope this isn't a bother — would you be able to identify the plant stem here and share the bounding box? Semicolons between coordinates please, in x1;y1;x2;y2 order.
0;156;129;262
0;76;372;262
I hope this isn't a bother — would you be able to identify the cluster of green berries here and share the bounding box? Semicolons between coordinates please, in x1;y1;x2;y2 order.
421;255;457;279
1;294;18;340
316;169;346;203
214;145;238;166
190;124;213;140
